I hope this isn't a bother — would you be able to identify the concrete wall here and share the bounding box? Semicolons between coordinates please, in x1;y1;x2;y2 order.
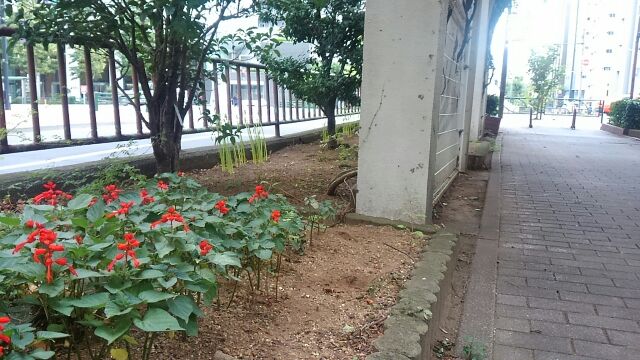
356;0;448;224
356;0;490;225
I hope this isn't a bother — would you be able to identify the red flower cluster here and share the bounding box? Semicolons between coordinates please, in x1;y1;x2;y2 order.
74;234;84;245
199;240;213;256
0;316;10;357
32;181;73;206
157;180;169;191
14;222;76;283
271;210;281;223
248;185;269;203
107;233;141;271
140;189;155;205
102;184;122;204
151;207;190;232
106;201;135;219
214;200;229;215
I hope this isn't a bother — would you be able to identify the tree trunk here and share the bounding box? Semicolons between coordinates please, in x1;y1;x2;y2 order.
325;98;338;149
149;94;183;174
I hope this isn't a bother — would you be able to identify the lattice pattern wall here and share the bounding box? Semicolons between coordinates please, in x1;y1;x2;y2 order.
433;2;470;200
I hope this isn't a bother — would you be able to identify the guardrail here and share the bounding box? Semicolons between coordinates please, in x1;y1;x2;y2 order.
504;97;605;118
0;27;360;154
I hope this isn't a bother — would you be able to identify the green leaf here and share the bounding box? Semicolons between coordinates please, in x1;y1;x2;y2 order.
68;292;109;308
166;295;202;322
0;216;20;226
157;276;178;289
255;249;273;260
133;308;184;332
39;278;65;297
210;252;241;267
50;299;74;316
135;269;164;279
138;290;176;303
154;238;175;258
74;268;106;279
104;302;133;318
31;349;56;359
110;348;128;360
11;330;35;350
95;319;131;345
36;331;69;339
87;199;106;222
67;194;94;210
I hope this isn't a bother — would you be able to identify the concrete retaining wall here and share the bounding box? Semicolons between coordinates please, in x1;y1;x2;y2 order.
367;231;459;360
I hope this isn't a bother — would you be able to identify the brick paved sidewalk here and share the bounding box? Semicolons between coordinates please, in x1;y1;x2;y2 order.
493;123;640;360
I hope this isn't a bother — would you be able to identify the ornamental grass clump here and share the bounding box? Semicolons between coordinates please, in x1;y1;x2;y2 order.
0;175;303;359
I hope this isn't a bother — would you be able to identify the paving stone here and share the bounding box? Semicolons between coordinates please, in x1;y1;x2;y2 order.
480;124;640;360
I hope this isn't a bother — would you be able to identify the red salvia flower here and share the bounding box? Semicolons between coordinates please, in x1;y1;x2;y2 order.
32;181;73;206
106;201;135;219
75;234;84;245
177;171;185;177
248;185;269;203
107;233;141;271
271;210;281;223
157;180;169;191
0;315;10;356
139;189;155;205
102;184;122;204
214;200;230;215
14;227;75;283
199;240;213;256
150;207;190;232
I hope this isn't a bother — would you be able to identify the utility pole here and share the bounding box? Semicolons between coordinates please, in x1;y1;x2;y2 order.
498;9;510;118
0;0;10;110
629;13;640;99
569;0;580;100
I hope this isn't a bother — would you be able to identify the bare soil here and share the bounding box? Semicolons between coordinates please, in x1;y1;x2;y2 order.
431;171;489;360
149;137;430;359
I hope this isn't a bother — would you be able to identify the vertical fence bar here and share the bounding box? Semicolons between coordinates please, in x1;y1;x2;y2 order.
235;65;243;125
0;56;7;150
273;81;280;136
83;47;98;139
288;90;293;120
225;66;232;124
256;68;263;124
56;43;71;140
281;86;286;122
246;67;253;125
307;101;311;118
108;49;122;138
201;76;208;128
27;43;41;143
265;76;272;124
131;67;143;135
296;97;300;120
188;92;195;130
212;64;221;123
301;101;306;119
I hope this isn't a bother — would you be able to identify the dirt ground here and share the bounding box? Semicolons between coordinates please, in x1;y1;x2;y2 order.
146;137;430;359
431;171;489;360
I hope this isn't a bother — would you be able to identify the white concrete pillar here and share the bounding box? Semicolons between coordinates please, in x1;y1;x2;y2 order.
355;0;447;225
461;0;493;170
468;0;492;140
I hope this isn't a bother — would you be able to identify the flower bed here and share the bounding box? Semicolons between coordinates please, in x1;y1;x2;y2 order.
0;174;304;359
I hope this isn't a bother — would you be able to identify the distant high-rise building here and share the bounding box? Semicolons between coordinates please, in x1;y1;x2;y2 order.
560;0;640;101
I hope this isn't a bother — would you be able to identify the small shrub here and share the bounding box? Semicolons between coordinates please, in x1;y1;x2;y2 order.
609;98;640;129
486;94;500;117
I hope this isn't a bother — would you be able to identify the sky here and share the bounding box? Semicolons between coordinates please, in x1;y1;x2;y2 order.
489;0;567;92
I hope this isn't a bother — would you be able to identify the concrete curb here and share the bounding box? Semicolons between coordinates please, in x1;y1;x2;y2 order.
366;231;459;360
456;133;503;358
0;128;327;199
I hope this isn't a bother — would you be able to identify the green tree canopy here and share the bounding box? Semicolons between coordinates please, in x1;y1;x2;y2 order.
12;0;260;172
528;46;564;118
257;0;364;148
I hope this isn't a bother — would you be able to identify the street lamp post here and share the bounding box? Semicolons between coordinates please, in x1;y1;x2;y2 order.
629;14;640;99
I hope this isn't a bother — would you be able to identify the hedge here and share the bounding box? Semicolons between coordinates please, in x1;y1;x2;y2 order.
609;99;640;129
